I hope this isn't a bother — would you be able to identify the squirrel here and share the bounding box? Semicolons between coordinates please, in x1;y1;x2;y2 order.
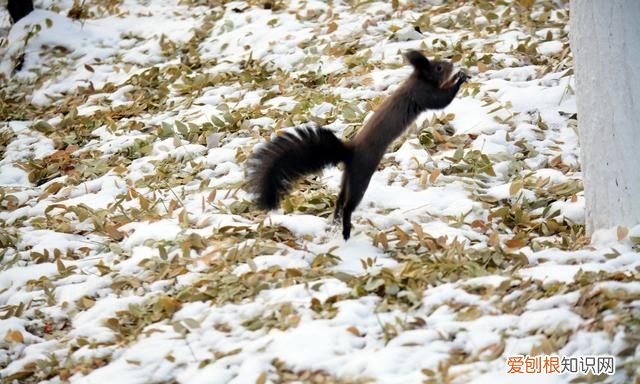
7;0;34;23
247;50;468;240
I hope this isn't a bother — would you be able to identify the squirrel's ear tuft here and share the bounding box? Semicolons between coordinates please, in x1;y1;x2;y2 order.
405;50;430;70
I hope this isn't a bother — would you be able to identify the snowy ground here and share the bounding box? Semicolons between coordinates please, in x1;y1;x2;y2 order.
1;0;639;383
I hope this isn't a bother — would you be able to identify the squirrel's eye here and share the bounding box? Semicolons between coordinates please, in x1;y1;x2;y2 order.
436;65;442;72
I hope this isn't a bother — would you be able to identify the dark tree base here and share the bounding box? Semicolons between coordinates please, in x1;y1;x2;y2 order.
8;0;34;23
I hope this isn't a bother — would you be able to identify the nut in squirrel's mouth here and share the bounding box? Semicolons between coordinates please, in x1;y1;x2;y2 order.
440;71;457;89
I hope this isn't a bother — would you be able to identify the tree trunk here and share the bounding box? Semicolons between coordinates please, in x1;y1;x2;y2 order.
8;0;34;23
570;1;640;234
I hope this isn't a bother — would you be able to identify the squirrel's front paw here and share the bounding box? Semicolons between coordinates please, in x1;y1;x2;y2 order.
456;71;470;84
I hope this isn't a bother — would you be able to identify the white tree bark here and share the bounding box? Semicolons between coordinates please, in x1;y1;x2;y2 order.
570;0;640;233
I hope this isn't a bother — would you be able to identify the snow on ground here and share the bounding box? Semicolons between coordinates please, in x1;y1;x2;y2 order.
0;0;639;383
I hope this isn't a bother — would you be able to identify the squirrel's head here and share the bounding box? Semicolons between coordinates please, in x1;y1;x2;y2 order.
405;50;456;89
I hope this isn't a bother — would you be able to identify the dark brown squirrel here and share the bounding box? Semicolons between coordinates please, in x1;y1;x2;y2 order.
247;50;468;240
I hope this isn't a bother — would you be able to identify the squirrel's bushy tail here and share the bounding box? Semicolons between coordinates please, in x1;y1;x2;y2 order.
247;126;351;210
